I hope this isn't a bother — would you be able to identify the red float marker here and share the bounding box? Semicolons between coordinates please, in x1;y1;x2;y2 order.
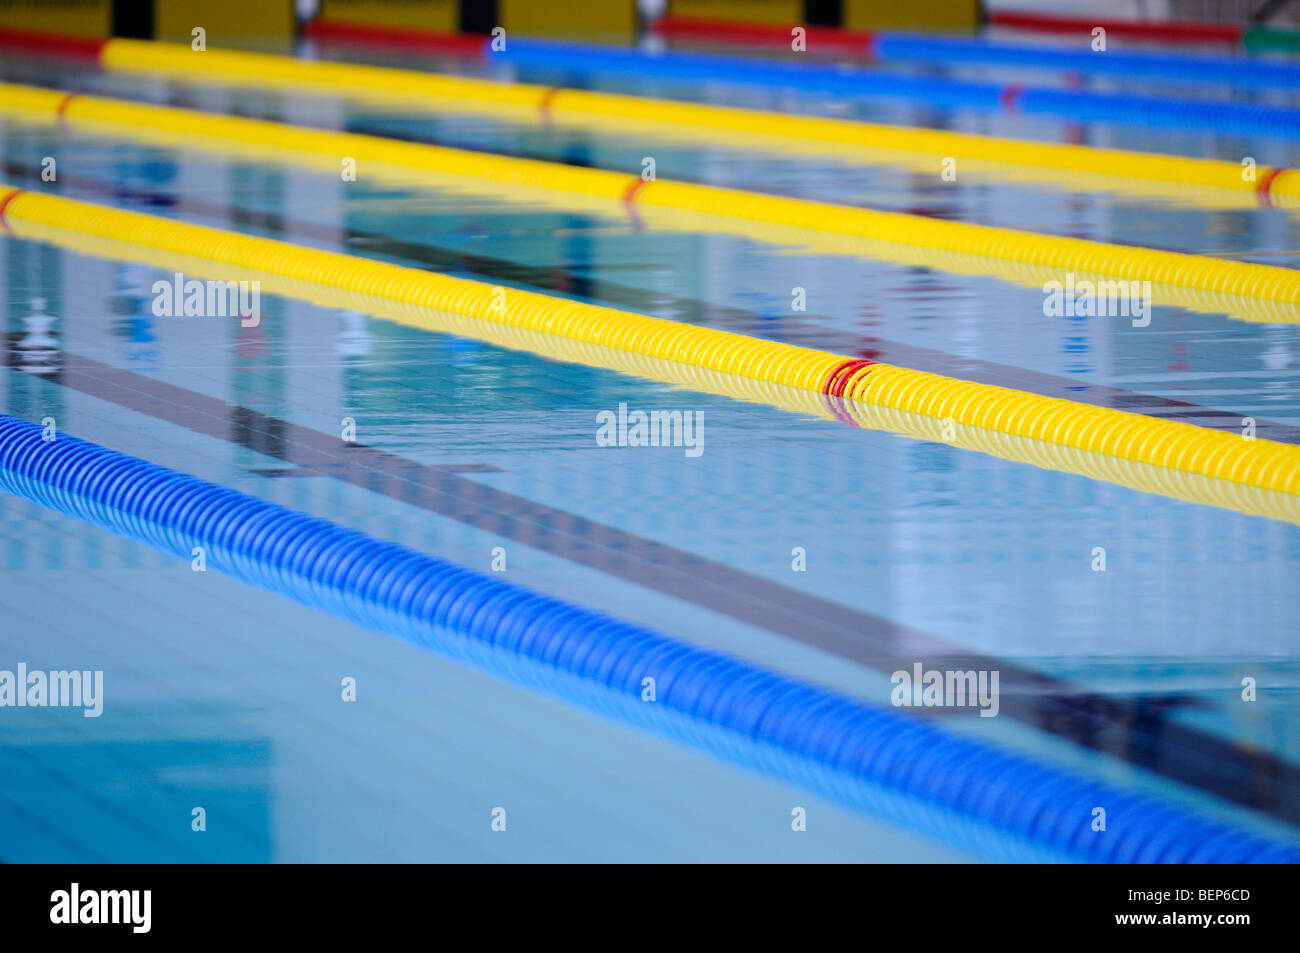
1256;166;1292;208
823;358;876;398
537;86;563;124
54;92;80;125
0;189;27;234
622;176;652;230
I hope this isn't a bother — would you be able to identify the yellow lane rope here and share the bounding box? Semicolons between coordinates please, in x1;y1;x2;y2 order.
90;38;1300;212
2;182;1297;502
2;82;1297;326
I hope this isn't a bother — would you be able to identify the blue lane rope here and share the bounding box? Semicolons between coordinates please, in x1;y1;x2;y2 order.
872;33;1300;89
1;412;1295;863
496;39;1300;139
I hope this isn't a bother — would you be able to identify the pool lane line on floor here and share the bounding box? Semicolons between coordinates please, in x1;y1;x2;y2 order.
3;83;1299;329
3;182;1299;498
6;156;1296;530
3;28;1298;214
649;14;1300;89
11;346;1298;829
8;154;1296;452
3;412;1295;863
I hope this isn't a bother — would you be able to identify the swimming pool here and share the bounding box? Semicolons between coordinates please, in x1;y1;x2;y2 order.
1;22;1298;864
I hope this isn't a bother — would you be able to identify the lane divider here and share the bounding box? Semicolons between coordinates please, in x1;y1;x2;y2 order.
4;413;1293;863
653;15;1300;90
2;28;1297;212
3;81;1299;328
2;183;1298;499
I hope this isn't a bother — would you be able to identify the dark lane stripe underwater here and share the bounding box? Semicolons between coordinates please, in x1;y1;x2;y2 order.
8;346;1298;827
2;412;1296;862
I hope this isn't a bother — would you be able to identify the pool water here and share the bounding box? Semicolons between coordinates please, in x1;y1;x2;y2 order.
0;37;1298;862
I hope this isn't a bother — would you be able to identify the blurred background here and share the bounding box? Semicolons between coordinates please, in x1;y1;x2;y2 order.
1;0;1298;863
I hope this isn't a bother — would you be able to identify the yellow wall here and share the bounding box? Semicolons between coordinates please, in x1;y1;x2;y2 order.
668;0;979;29
501;0;636;37
668;0;802;26
155;0;295;42
0;0;112;38
317;0;457;31
844;0;978;30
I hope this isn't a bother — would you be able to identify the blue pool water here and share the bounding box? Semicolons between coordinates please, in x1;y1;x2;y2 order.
0;38;1298;862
